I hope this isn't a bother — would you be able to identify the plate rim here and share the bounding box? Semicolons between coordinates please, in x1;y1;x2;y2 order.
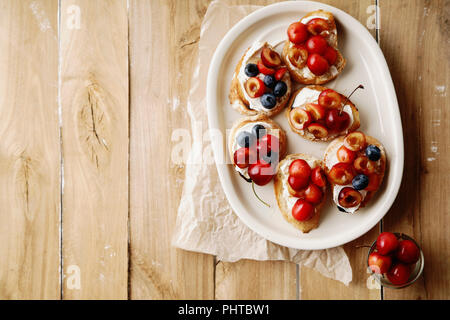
206;0;404;250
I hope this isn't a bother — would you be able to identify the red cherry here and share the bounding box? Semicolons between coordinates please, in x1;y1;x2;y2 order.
368;252;392;274
304;183;323;204
288;45;308;69
336;145;356;164
306;35;328;55
274;67;288;81
287;22;309;44
257;134;279;155
328;163;355;185
257;60;275;75
288;174;309;191
338;187;362;208
307;122;329;139
289;159;311;178
305;103;326;121
311;167;326;187
292;199;314;221
344;132;367;151
307;53;329;76
261;48;281;68
248;161;274;186
387;263;411;285
325;109;350;132
244;77;265;98
233;147;257;169
318;89;342;109
376;232;399;255
323;46;338;65
306;18;329;36
365;173;380;191
396;240;420;264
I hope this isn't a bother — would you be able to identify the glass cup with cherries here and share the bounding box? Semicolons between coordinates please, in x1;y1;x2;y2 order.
367;232;424;288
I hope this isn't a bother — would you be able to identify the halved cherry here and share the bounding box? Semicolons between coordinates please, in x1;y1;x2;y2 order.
344;131;366;151
328;163;355;185
288;45;308;69
289;108;312;130
307;122;329;139
287;22;309;44
306;35;328;55
274;67;288;81
365;173;380;191
244;77;265;98
288;182;306;198
257;60;275;75
311;167;326;187
323;46;338;65
289;159;311;179
292;199;314;221
306;18;330;36
354;156;376;175
233;147;257;169
288;174;309;191
337;145;356;163
318;89;342;109
261;47;281;68
307;53;329;76
305;183;323;204
305;103;326;120
338;187;362;208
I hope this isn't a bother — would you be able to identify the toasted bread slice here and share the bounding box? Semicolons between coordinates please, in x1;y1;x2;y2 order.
281;10;346;85
228;115;287;180
286;85;360;142
274;154;326;233
229;42;292;117
323;134;387;213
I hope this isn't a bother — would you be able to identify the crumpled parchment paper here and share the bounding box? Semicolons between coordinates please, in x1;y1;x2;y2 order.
172;0;352;285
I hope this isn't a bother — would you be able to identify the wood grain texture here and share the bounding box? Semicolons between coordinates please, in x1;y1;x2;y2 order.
379;0;449;300
60;0;128;299
297;0;381;300
0;0;60;300
128;0;215;299
216;259;297;299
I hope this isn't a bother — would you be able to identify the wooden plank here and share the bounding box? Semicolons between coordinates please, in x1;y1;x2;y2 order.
216;260;297;299
297;0;381;300
0;0;60;300
379;0;449;300
128;0;215;299
60;0;128;299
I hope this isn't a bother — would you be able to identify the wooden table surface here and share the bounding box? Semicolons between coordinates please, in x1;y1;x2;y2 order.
0;0;448;300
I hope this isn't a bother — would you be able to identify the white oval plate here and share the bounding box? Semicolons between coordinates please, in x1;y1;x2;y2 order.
206;1;403;250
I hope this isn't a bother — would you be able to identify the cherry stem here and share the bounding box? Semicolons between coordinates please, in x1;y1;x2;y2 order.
339;84;364;115
252;181;270;208
355;244;371;248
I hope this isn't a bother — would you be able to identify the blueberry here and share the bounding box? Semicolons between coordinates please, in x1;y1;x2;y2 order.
337;206;348;213
273;81;287;97
244;63;259;77
261;151;279;165
260;93;277;109
252;124;266;139
365;145;381;161
352;174;369;190
263;75;276;89
237;131;256;148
